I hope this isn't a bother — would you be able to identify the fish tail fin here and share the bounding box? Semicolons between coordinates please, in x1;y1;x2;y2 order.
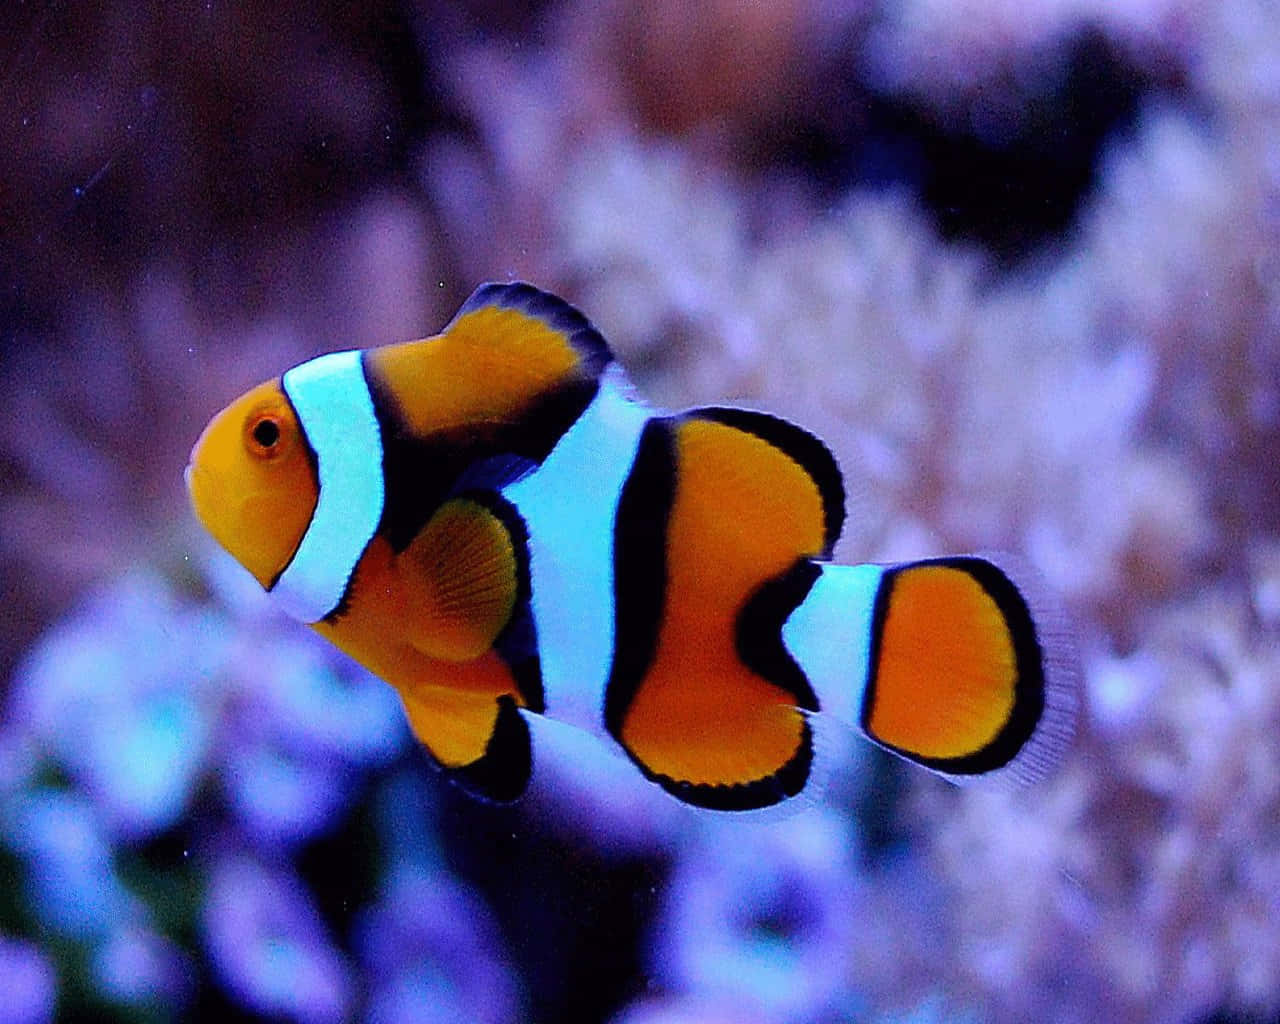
782;555;1078;784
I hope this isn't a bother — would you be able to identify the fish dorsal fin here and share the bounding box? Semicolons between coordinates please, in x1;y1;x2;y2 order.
693;407;845;555
366;282;614;442
366;284;621;553
451;281;613;378
396;494;529;662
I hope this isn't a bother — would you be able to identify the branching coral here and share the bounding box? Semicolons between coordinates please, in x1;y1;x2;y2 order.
920;559;1280;1022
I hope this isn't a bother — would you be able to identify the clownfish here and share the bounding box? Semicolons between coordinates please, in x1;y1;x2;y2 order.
186;282;1077;810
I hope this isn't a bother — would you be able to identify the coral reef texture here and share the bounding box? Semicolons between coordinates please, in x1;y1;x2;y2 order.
1;0;1278;1021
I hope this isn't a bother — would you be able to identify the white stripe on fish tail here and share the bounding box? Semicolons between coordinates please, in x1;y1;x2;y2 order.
780;563;884;728
273;350;385;623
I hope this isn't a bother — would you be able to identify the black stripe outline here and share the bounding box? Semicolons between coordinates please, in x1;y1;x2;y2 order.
735;559;822;712
604;417;675;738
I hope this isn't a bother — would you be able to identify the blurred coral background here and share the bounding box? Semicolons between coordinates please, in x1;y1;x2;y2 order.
2;1;1279;1021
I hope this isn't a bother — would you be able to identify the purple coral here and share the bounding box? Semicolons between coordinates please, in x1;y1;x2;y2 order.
646;810;864;1023
201;854;353;1024
0;938;56;1024
355;863;522;1024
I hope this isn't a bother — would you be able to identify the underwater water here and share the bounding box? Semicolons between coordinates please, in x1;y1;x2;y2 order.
2;1;1279;1021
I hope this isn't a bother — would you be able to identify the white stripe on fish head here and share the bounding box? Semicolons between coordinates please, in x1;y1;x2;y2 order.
273;350;385;623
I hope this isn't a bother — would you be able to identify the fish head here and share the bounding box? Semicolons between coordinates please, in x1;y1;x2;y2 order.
186;379;319;588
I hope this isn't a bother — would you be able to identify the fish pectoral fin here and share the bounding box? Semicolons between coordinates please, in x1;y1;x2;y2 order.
397;494;528;662
398;675;533;804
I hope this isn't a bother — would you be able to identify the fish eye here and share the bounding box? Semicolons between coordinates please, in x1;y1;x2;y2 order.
253;419;280;448
246;414;284;457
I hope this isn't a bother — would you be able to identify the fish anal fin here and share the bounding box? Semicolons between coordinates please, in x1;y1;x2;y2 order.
397;495;525;662
398;664;532;803
448;696;532;803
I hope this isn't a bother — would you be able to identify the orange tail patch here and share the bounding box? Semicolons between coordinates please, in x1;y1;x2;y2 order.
862;556;1075;782
607;409;843;809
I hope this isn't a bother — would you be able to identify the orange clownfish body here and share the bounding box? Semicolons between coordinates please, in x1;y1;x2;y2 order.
187;283;1078;808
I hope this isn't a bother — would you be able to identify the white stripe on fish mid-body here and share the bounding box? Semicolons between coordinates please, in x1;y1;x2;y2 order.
273;351;385;623
503;365;652;742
